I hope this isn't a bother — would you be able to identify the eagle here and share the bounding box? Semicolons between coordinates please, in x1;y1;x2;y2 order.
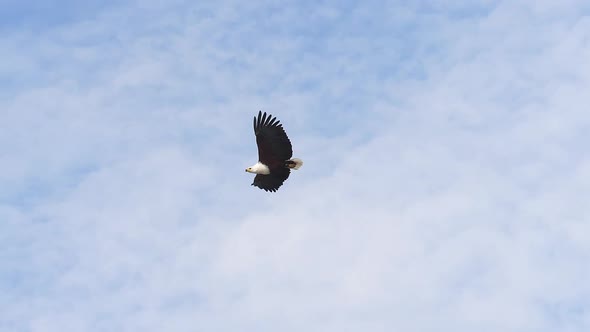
245;111;303;192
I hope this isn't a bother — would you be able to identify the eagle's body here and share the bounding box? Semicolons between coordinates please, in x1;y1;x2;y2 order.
246;111;303;192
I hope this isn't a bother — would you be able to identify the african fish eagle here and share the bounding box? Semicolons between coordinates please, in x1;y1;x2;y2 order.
245;111;303;192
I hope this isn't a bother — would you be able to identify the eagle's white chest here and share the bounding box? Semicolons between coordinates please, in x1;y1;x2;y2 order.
247;162;270;175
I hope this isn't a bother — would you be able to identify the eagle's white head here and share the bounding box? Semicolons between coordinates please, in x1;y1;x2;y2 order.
245;162;270;175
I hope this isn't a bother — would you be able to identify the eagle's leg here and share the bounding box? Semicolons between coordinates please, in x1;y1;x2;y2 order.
285;158;303;170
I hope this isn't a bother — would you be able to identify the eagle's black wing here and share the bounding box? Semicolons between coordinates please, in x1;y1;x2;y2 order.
253;111;293;168
252;168;291;192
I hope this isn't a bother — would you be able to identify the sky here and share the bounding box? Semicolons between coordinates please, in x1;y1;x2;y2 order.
1;0;590;331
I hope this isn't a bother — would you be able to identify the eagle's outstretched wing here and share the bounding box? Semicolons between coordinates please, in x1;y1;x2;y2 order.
252;168;291;192
253;111;293;168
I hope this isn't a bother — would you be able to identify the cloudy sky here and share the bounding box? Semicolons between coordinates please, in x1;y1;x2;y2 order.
2;1;590;331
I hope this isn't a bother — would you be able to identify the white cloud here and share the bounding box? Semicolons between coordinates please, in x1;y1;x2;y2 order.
1;1;589;331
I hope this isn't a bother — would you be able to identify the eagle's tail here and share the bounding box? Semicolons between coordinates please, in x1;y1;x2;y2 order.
287;158;303;170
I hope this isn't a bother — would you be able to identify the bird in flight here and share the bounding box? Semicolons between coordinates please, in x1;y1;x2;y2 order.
246;111;303;192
